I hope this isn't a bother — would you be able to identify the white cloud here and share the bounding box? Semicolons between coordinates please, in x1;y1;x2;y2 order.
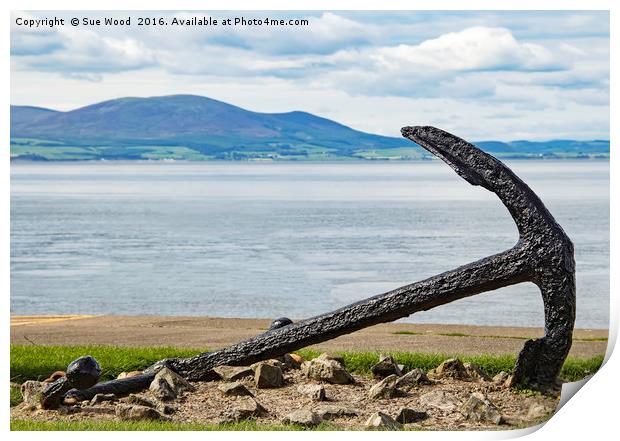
9;11;609;140
371;27;563;72
227;12;375;55
15;27;158;74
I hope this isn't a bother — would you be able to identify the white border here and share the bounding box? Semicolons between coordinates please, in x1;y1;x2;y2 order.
3;1;616;440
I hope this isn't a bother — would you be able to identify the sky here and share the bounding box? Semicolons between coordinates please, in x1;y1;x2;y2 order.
10;10;610;141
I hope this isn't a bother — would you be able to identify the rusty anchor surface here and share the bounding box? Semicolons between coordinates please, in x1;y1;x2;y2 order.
60;126;575;406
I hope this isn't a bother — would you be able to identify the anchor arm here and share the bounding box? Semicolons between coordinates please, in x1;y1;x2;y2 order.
171;246;530;380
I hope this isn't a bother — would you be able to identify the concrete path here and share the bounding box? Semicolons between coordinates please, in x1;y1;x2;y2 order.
10;315;608;358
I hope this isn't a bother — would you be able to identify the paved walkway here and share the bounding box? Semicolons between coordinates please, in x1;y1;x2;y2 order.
10;315;608;359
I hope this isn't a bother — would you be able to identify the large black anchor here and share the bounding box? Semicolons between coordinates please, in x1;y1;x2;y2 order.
49;126;575;406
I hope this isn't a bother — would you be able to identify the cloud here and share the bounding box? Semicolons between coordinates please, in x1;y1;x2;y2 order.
299;26;581;99
10;12;64;55
371;27;564;72
9;11;609;140
11;30;64;56
209;12;375;55
12;23;158;74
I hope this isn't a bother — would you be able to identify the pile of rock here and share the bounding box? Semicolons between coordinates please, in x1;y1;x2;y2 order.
361;355;511;429
215;352;360;427
14;351;532;430
368;354;431;399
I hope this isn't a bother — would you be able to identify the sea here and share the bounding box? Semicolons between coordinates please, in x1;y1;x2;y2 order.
10;160;610;329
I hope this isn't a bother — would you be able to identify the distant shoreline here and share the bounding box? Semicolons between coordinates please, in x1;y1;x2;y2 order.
10;156;611;163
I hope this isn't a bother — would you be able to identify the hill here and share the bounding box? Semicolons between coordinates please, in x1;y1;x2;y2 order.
10;95;609;161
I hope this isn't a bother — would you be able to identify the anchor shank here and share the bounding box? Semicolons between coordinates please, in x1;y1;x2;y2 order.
171;246;529;380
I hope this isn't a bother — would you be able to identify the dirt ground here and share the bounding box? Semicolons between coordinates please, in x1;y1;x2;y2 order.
10;359;559;431
10;315;608;358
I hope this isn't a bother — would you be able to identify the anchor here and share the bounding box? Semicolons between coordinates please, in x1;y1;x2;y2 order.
43;126;575;407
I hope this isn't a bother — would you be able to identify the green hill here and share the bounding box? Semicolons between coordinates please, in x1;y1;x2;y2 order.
10;95;609;161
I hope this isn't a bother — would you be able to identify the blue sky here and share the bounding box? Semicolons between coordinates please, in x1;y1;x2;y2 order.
10;10;609;140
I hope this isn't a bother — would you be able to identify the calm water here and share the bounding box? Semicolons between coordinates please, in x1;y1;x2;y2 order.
10;161;609;329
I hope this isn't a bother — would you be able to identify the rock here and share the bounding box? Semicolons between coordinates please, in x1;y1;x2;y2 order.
218;382;254;397
297;384;326;401
90;393;117;405
220;397;266;422
302;353;354;384
371;354;403;379
492;371;510;384
395;407;428;424
283;353;304;369
503;374;516;388
149;377;177;401
42;371;66;383
13;401;37;412
20;380;45;406
156;367;195;394
78;406;116;415
122;394;174;415
269;317;293;330
428;358;470;380
149;367;195;400
315;404;359;420
364;412;403;431
461;392;503;424
115;404;162;421
419;390;459;413
117;371;142;380
122;394;157;407
251;358;285;370
319;353;346;365
463;362;491;381
527;402;555;420
254;362;284;388
368;374;401;399
214;365;254;382
288;353;304;364
158;403;175;415
283;409;322;427
395;368;430;391
429;359;490;382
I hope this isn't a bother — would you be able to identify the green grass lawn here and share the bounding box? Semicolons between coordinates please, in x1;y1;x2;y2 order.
10;345;206;383
10;419;344;431
11;344;602;385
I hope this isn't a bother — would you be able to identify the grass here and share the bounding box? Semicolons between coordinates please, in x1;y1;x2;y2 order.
10;145;102;160
577;337;609;342
295;349;602;382
10;345;205;383
10;419;340;431
10;385;22;407
11;345;603;387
